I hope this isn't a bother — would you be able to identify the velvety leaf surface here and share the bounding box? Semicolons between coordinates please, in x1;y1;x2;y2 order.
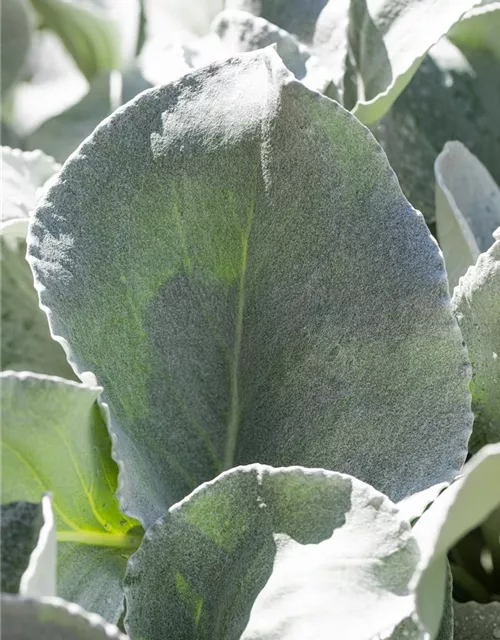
1;147;60;236
448;2;500;62
378;37;500;223
452;231;500;450
1;240;76;378
1;496;56;598
1;0;34;95
412;444;500;634
1;595;128;640
125;465;423;640
0;371;143;622
315;0;482;123
453;601;500;638
26;69;151;163
29;49;472;527
435;141;500;290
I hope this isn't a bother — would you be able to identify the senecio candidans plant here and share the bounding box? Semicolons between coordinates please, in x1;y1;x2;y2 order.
1;1;499;639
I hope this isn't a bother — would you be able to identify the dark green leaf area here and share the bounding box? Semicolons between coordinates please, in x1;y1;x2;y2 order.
379;39;500;223
1;501;43;594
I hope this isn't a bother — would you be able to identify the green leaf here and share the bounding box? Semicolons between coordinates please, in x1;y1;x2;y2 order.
435;141;500;290
1;238;77;378
412;443;500;636
125;464;424;640
28;48;472;528
1;147;60;239
1;495;56;597
1;0;34;96
448;2;500;62
0;371;143;623
453;602;500;639
378;37;500;223
452;231;500;451
26;69;151;163
1;594;128;640
28;0;140;80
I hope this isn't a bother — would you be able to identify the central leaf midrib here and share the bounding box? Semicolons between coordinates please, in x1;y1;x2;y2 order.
224;205;254;469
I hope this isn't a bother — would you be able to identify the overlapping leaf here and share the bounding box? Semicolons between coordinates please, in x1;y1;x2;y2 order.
453;601;500;638
1;0;34;96
28;49;472;528
0;372;143;622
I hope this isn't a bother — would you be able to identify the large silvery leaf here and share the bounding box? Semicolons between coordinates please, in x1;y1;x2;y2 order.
29;0;140;80
125;465;425;640
435;142;500;290
1;496;56;597
1;0;34;96
1;147;60;238
1;239;76;378
29;48;472;528
313;0;482;124
412;444;500;636
452;231;500;451
0;372;143;622
453;602;500;638
378;36;500;223
1;595;128;640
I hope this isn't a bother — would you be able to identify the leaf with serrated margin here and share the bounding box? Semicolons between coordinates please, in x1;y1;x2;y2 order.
452;231;500;451
1;495;56;597
448;2;500;62
0;372;143;623
1;594;128;640
125;464;425;640
28;48;472;529
435;142;500;290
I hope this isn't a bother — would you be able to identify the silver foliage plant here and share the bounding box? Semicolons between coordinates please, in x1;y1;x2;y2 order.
1;2;500;640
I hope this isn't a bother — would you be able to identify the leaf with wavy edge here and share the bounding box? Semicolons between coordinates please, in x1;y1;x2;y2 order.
29;48;471;529
0;372;143;622
448;2;500;61
125;464;427;640
435;141;500;290
1;495;56;597
453;601;500;638
1;594;128;640
1;0;34;96
452;231;500;451
412;443;500;637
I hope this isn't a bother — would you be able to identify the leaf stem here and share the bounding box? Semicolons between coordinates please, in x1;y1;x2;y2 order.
57;530;142;550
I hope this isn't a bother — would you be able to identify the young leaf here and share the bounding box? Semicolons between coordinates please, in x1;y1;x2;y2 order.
378;36;500;223
315;0;483;124
1;240;76;378
453;601;500;638
0;372;143;623
28;48;472;527
435;141;500;290
1;495;56;597
452;231;500;451
1;147;60;241
448;2;500;62
1;594;128;640
1;0;34;96
125;465;423;640
412;443;500;637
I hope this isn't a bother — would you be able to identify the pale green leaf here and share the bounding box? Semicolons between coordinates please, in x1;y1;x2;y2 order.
29;0;140;80
125;465;424;640
378;37;500;223
28;49;472;528
435;141;500;290
1;147;60;238
448;2;500;62
412;444;500;635
26;69;151;163
1;594;128;640
0;371;143;622
1;0;34;96
1;496;55;597
1;239;76;378
434;566;454;640
452;232;500;450
453;601;500;639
